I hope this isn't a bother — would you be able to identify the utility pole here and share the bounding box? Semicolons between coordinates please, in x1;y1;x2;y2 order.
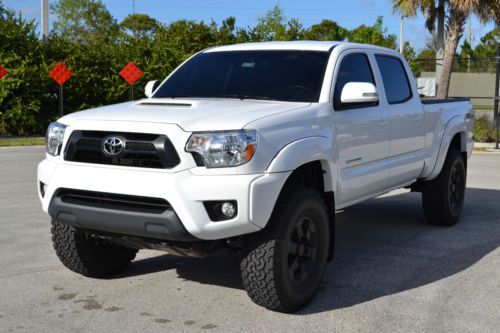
467;16;473;45
132;0;136;37
399;16;405;53
494;46;500;149
41;0;49;41
467;16;473;72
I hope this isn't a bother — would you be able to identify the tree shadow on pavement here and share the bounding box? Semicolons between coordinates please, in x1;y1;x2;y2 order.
120;187;500;314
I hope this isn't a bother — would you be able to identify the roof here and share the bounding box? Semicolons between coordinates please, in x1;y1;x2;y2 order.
204;41;398;55
204;41;343;53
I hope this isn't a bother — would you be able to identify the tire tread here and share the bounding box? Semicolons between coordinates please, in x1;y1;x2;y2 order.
241;186;329;312
422;149;465;226
51;220;137;278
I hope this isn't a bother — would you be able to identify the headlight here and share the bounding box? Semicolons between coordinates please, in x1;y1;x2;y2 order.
186;130;257;168
45;122;67;156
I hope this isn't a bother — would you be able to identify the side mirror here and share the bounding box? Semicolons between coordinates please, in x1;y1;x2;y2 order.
340;82;378;104
144;80;161;98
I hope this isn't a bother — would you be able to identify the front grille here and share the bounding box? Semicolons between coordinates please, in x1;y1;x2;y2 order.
64;131;180;169
125;141;156;152
57;189;171;214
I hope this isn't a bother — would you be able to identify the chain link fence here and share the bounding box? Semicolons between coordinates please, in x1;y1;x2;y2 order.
413;51;500;145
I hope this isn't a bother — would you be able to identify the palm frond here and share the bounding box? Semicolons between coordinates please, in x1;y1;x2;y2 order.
390;0;419;16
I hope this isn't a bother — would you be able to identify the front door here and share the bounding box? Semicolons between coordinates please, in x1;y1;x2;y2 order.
332;52;390;205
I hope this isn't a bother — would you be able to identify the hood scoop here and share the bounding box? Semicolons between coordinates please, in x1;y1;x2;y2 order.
136;101;192;108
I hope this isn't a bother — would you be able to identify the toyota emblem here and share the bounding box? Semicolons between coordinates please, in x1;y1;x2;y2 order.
102;136;125;156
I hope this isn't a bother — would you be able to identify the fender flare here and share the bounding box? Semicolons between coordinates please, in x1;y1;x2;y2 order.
249;136;337;229
427;115;467;180
266;136;337;192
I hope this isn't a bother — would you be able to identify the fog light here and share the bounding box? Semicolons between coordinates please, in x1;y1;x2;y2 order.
221;202;236;218
203;200;238;221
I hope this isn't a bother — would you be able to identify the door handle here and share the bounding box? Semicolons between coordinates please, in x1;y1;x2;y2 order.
346;157;362;164
414;114;423;121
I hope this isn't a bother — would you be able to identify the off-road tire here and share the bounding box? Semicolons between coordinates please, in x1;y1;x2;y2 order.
240;187;330;313
51;220;137;278
422;149;466;226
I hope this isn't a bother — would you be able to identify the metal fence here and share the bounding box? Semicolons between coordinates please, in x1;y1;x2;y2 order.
415;57;499;74
414;47;500;148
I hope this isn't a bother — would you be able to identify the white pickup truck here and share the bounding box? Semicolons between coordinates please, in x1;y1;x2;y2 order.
38;41;473;312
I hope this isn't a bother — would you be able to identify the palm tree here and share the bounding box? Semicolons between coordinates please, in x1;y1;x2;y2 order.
391;0;499;98
392;1;445;84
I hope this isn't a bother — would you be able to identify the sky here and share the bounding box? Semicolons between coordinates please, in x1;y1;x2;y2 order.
4;0;496;52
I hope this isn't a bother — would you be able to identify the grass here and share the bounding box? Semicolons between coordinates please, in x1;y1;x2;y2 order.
0;137;45;147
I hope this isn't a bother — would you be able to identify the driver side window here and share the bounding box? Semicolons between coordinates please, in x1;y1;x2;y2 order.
334;53;377;110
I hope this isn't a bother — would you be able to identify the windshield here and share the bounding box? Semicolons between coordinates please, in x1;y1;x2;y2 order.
153;50;330;103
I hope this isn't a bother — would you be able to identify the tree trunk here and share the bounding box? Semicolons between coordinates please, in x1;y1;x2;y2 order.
436;8;466;99
435;0;445;87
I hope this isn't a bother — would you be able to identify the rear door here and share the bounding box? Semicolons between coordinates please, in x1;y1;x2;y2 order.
332;51;390;205
374;54;426;185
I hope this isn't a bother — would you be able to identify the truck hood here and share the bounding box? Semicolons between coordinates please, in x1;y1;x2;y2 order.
60;98;310;132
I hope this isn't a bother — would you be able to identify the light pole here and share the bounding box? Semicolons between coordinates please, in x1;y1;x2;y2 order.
41;0;49;40
399;15;406;53
494;45;500;149
467;16;474;72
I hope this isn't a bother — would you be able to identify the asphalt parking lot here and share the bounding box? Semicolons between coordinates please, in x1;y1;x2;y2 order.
1;146;499;332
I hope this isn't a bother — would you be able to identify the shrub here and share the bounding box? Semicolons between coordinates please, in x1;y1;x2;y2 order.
474;114;496;143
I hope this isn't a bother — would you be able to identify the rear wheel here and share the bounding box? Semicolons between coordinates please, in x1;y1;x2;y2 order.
422;149;466;226
51;220;137;278
240;187;330;312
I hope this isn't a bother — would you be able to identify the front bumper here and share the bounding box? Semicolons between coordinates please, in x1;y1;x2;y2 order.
38;159;289;240
48;189;198;242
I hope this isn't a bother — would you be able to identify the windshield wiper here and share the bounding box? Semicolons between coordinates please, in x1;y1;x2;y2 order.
215;94;276;101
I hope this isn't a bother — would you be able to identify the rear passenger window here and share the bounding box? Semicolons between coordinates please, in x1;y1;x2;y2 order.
334;53;376;110
375;55;412;104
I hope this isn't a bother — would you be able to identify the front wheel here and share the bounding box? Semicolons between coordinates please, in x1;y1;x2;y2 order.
240;187;330;312
51;220;137;278
422;150;466;226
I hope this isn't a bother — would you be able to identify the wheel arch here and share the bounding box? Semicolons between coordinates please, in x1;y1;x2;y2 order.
264;137;337;260
270;160;336;261
266;136;337;192
426;117;468;180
